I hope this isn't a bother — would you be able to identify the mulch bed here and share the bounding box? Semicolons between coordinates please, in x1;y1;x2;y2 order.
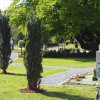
20;88;45;93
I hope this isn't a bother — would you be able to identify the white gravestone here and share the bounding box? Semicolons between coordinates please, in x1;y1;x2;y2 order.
96;51;100;77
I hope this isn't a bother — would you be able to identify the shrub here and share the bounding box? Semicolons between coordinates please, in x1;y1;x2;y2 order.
92;76;98;81
18;40;24;48
92;69;98;81
43;49;95;58
17;32;25;42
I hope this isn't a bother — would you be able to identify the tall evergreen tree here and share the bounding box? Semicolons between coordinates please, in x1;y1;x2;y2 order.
0;13;11;74
24;14;43;92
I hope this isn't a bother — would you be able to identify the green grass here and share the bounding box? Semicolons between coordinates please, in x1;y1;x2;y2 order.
0;66;96;100
0;58;96;100
14;57;95;68
0;73;96;100
13;57;23;63
2;66;66;78
42;58;95;68
42;68;67;77
66;43;82;49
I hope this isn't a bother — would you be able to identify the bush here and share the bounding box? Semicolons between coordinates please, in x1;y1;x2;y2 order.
92;69;98;81
43;49;95;58
18;40;24;48
92;76;98;81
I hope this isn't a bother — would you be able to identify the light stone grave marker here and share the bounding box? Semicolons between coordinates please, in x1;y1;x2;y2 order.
96;51;100;100
96;51;100;77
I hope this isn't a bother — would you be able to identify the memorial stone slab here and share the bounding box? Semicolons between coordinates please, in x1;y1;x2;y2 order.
96;51;100;77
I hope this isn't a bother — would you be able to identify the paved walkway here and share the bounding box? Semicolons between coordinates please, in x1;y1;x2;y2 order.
41;67;94;85
10;63;80;70
10;52;18;61
10;52;94;85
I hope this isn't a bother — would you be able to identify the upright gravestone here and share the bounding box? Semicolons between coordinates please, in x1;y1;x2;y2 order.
96;51;100;100
96;51;100;77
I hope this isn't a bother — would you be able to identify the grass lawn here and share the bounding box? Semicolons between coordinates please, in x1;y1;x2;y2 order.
43;58;95;68
1;66;67;78
14;57;95;68
0;69;96;100
0;65;96;100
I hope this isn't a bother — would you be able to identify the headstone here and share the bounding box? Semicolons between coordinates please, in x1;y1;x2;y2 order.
96;51;100;77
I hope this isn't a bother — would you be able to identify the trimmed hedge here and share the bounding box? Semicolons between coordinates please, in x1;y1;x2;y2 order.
43;49;95;58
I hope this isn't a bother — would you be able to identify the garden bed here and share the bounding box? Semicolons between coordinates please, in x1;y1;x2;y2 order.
63;74;100;86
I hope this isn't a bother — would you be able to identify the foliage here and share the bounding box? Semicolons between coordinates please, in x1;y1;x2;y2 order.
43;49;95;58
37;0;100;52
18;40;24;48
24;16;43;90
37;0;66;39
11;26;19;44
17;32;25;42
92;76;98;81
8;0;40;34
0;12;11;74
46;42;58;47
8;0;100;53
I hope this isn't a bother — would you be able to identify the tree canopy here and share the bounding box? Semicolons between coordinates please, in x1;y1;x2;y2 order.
8;0;100;51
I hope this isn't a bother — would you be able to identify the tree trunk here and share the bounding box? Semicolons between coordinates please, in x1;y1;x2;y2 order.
21;47;22;55
2;68;7;74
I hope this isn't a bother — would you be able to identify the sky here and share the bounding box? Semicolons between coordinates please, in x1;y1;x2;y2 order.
0;0;12;10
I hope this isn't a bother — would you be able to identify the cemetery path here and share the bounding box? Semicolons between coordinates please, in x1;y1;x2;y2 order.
10;63;81;70
41;67;94;85
10;52;18;61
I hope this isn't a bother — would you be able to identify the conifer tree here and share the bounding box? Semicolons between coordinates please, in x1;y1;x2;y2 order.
24;14;43;92
0;12;11;74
